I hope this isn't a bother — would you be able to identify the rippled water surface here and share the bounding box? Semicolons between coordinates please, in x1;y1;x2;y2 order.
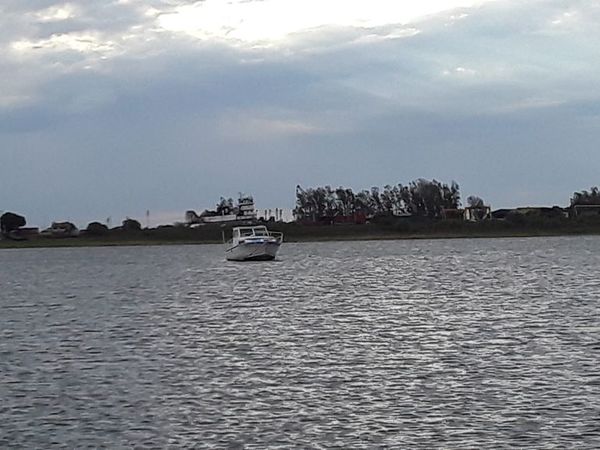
1;236;600;448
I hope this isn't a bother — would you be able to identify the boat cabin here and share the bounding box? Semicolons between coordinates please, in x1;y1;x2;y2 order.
226;225;283;246
234;226;270;238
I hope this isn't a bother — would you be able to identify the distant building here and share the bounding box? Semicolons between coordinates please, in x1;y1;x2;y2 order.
41;222;79;238
492;207;568;220
4;227;39;240
186;195;257;226
491;209;513;220
464;206;491;221
571;204;600;218
517;207;568;219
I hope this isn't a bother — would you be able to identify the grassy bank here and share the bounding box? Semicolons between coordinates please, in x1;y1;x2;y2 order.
2;217;600;249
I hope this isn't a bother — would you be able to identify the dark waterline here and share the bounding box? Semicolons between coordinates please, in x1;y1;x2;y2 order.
1;237;599;448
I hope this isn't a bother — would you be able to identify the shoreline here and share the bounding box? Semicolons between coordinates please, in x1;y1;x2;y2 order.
2;228;600;249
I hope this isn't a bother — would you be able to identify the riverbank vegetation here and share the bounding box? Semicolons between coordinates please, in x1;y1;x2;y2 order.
2;181;600;248
2;213;600;249
294;179;461;220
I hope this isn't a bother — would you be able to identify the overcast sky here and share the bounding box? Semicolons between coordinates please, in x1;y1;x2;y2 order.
2;0;600;227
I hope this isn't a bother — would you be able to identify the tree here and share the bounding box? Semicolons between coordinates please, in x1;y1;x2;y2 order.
571;187;600;206
335;187;349;216
442;181;461;209
216;197;234;215
293;179;461;221
86;221;109;236
409;179;443;218
323;186;337;216
294;185;307;220
355;190;374;215
122;218;142;232
1;212;26;236
370;187;383;214
399;184;412;214
467;196;485;208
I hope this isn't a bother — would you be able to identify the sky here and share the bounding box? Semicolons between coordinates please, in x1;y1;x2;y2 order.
2;0;600;227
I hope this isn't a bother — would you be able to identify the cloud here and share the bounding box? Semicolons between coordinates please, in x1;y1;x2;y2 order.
156;0;497;43
2;0;600;226
4;0;598;115
34;4;76;22
216;113;325;142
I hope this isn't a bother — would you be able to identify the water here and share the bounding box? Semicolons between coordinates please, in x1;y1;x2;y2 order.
1;236;599;448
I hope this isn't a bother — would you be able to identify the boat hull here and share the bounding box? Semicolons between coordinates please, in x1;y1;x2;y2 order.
225;241;280;261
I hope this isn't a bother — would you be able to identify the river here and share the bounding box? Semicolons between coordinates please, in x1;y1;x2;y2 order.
1;236;599;448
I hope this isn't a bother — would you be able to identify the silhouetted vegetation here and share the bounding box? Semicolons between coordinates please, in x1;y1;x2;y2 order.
467;196;485;208
294;179;461;221
571;187;600;206
5;183;600;249
215;197;235;215
0;212;26;237
122;218;142;232
42;222;79;238
86;222;109;236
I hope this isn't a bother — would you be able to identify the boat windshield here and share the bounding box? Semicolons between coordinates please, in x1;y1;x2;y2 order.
236;227;269;237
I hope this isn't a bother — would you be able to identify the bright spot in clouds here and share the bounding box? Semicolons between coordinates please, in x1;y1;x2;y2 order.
11;33;116;54
157;0;497;42
35;4;77;22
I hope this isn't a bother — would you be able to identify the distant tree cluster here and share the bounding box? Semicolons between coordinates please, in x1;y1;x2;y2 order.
294;179;461;221
571;187;600;206
467;195;485;208
121;218;142;232
215;197;234;215
0;212;26;237
86;221;109;236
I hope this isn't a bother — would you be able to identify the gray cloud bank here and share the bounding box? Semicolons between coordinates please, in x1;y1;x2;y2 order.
2;0;600;227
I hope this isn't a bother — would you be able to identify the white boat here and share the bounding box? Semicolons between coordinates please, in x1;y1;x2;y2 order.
225;225;283;261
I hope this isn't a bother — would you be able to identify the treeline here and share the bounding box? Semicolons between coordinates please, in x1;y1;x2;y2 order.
571;187;600;206
0;211;145;240
0;212;26;235
294;179;462;220
4;184;600;242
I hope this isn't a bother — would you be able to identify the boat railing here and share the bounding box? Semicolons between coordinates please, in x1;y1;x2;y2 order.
267;231;284;243
224;228;283;244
